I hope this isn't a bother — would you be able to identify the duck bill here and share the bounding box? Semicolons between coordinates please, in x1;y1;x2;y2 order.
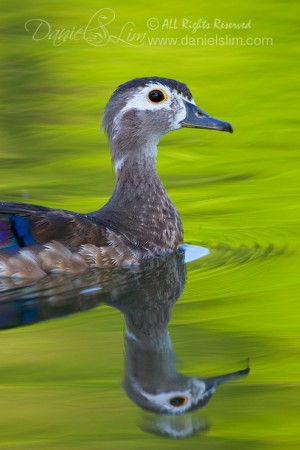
203;366;250;390
181;101;233;133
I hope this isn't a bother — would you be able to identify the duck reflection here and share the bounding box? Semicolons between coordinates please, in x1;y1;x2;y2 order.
0;251;249;437
107;253;249;417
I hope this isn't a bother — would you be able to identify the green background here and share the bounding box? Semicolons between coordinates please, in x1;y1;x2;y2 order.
0;0;299;448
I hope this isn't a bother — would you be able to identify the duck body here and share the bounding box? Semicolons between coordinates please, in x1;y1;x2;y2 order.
0;157;182;277
0;77;232;278
0;170;182;276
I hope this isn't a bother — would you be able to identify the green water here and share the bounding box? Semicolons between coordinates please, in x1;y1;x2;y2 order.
0;0;299;448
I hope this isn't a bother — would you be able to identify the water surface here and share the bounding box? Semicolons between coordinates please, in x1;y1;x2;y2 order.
1;0;299;448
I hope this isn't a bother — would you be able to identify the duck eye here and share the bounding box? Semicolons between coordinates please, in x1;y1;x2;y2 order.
148;89;167;103
169;396;188;407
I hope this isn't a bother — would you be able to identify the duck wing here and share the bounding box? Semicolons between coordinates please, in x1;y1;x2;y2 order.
0;202;109;253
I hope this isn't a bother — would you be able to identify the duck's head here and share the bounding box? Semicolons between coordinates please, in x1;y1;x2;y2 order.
103;77;233;154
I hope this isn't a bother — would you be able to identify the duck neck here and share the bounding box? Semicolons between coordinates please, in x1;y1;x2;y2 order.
95;138;183;250
122;300;179;392
114;151;163;199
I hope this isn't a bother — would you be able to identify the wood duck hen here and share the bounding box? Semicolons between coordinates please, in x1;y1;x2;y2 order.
0;77;233;278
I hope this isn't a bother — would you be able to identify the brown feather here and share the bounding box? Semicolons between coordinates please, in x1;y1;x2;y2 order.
0;249;47;279
39;241;88;274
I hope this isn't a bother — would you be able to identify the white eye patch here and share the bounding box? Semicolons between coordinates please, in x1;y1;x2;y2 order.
112;83;196;134
120;84;173;114
138;379;209;414
141;389;193;414
119;83;194;114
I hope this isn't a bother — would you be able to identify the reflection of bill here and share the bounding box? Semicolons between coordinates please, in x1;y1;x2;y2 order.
84;9;145;47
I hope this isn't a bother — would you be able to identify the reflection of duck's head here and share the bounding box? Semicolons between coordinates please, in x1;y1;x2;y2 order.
124;355;249;415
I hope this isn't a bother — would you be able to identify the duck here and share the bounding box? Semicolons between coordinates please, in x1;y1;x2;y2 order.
0;77;233;278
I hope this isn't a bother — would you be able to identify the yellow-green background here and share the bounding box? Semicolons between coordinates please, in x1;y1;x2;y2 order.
0;0;299;449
